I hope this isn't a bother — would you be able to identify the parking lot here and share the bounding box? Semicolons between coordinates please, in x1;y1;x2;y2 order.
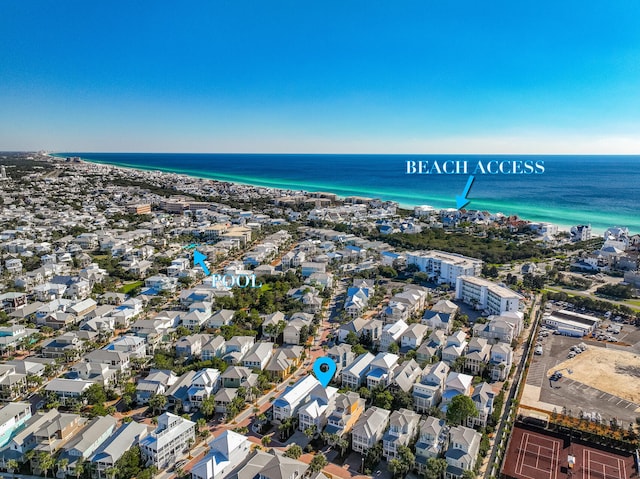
526;328;640;424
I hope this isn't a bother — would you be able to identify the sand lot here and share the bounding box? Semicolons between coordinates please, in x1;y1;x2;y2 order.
548;347;640;403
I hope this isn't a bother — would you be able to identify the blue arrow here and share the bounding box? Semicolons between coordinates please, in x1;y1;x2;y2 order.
456;175;475;210
193;249;210;276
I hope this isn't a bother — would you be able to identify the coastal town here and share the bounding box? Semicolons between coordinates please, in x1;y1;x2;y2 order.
1;151;639;479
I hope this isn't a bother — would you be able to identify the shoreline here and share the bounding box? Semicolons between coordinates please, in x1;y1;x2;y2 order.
51;153;613;235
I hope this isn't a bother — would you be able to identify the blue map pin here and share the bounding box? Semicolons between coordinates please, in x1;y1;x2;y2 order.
313;357;337;388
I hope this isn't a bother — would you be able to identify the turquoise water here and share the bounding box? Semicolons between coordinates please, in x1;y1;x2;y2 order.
55;153;640;234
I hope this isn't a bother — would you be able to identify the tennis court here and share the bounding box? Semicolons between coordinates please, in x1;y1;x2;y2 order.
502;425;636;479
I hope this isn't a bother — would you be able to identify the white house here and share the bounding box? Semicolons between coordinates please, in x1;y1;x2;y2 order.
351;406;390;454
441;372;473;409
445;426;481;479
382;408;421;460
415;417;448;473
341;352;375;390
242;342;274;370
380;320;408;352
401;323;429;350
441;331;468;365
406;250;482;284
139;413;195;470
366;352;399;389
272;375;322;422
413;361;450;413
298;383;338;432
186;368;221;411
190;430;251;479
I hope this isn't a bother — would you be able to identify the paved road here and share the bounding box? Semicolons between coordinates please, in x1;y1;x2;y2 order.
161;273;348;479
484;294;541;479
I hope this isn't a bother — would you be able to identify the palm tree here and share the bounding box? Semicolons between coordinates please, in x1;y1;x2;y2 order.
187;437;195;459
250;386;261;401
6;459;19;479
56;457;69;477
336;436;349;458
148;393;167;416
74;458;85;479
24;450;35;473
261;434;272;448
303;425;317;440
37;451;54;479
308;453;328;473
105;466;118;479
200;395;216;418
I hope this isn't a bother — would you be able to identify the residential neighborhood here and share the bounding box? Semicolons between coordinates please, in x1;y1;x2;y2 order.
0;153;638;479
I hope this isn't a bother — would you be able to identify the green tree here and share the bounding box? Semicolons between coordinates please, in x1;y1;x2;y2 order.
336;436;350;457
105;466;119;479
394;445;414;477
372;386;393;410
196;417;207;434
364;442;383;473
446;394;478;426
387;341;400;354
451;356;467;373
309;453;328;473
461;470;477;479
303;425;317;440
345;331;359;346
388;458;404;479
391;389;414;411
7;458;19;478
261;434;272;448
424;457;448;479
37;451;55;479
137;466;159;479
148;393;167;415
358;387;372;402
114;446;142;479
56;457;69;476
283;443;303;459
352;344;367;355
83;383;107;405
200;395;216;418
73;458;85;479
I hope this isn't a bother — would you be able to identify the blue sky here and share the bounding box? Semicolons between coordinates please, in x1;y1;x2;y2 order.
2;1;640;153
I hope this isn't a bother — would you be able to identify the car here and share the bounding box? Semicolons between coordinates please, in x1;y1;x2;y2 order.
567;352;576;358
554;371;563;378
550;374;559;381
534;346;543;355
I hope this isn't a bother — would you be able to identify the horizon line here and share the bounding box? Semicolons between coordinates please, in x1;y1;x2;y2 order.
40;151;640;157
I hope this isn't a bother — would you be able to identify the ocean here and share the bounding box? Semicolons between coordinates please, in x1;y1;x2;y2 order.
54;153;640;234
